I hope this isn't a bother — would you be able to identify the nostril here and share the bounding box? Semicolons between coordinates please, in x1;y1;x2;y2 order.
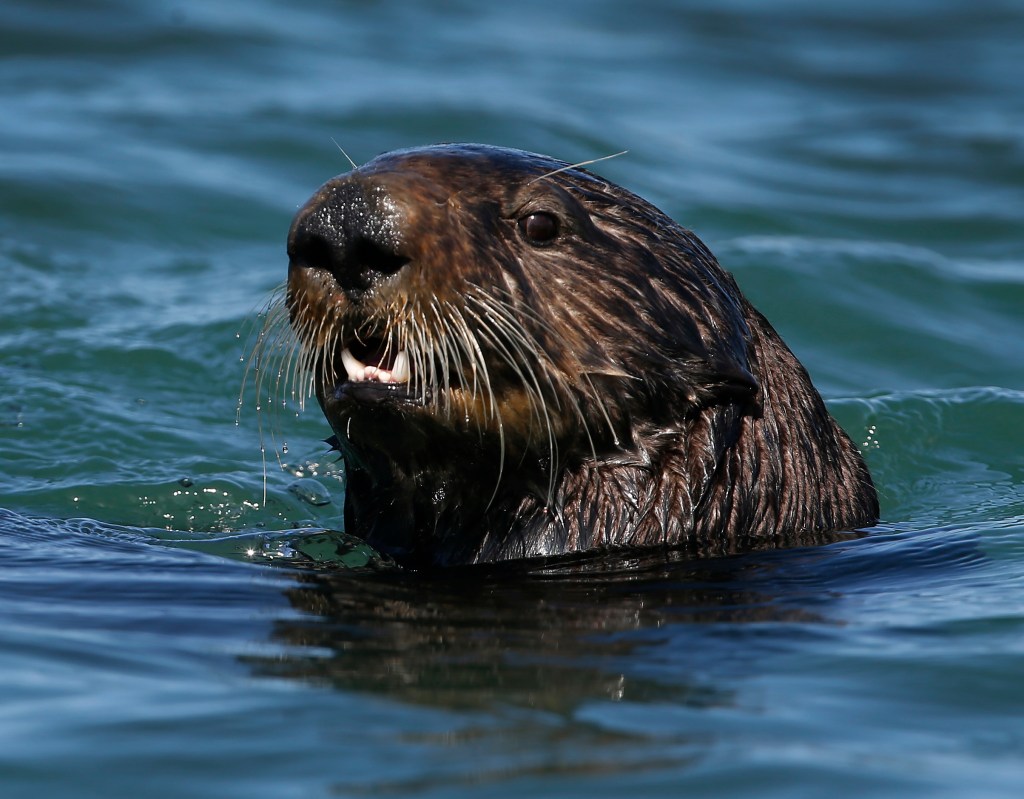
333;238;410;299
348;238;410;279
289;229;335;272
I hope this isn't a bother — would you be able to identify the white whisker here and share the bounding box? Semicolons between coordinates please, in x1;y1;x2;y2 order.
528;150;628;186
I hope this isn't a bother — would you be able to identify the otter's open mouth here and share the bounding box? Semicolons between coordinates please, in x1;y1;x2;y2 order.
340;337;411;385
330;335;421;405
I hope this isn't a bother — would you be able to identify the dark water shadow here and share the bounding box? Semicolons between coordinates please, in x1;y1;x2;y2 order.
240;523;986;713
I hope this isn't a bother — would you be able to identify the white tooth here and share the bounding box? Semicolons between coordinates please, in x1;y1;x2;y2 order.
391;350;410;383
341;348;366;382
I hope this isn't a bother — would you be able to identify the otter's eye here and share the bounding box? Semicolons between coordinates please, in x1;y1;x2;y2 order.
518;212;560;246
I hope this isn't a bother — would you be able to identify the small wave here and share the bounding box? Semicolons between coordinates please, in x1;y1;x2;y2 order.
837;387;1024;529
724;234;1024;285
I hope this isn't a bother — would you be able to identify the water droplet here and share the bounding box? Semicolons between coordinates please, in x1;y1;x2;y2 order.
287;478;332;507
281;443;289;454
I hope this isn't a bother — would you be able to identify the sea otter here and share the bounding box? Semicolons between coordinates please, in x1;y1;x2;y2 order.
281;144;878;568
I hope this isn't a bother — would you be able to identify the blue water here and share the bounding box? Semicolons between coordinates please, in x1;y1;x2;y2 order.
2;1;1024;796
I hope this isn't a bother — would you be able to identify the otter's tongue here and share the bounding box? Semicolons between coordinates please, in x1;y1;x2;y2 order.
341;341;410;384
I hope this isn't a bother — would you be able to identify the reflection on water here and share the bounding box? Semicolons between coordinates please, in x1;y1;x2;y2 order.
245;542;852;711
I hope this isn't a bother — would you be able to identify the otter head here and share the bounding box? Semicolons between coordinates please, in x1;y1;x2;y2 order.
283;144;876;567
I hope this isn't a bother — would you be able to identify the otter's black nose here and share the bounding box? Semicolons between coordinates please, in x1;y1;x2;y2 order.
287;178;410;301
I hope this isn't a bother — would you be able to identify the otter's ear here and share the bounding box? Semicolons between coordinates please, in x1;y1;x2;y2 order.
691;358;761;411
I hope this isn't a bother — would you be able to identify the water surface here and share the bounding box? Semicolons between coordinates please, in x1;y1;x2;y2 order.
2;1;1023;797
